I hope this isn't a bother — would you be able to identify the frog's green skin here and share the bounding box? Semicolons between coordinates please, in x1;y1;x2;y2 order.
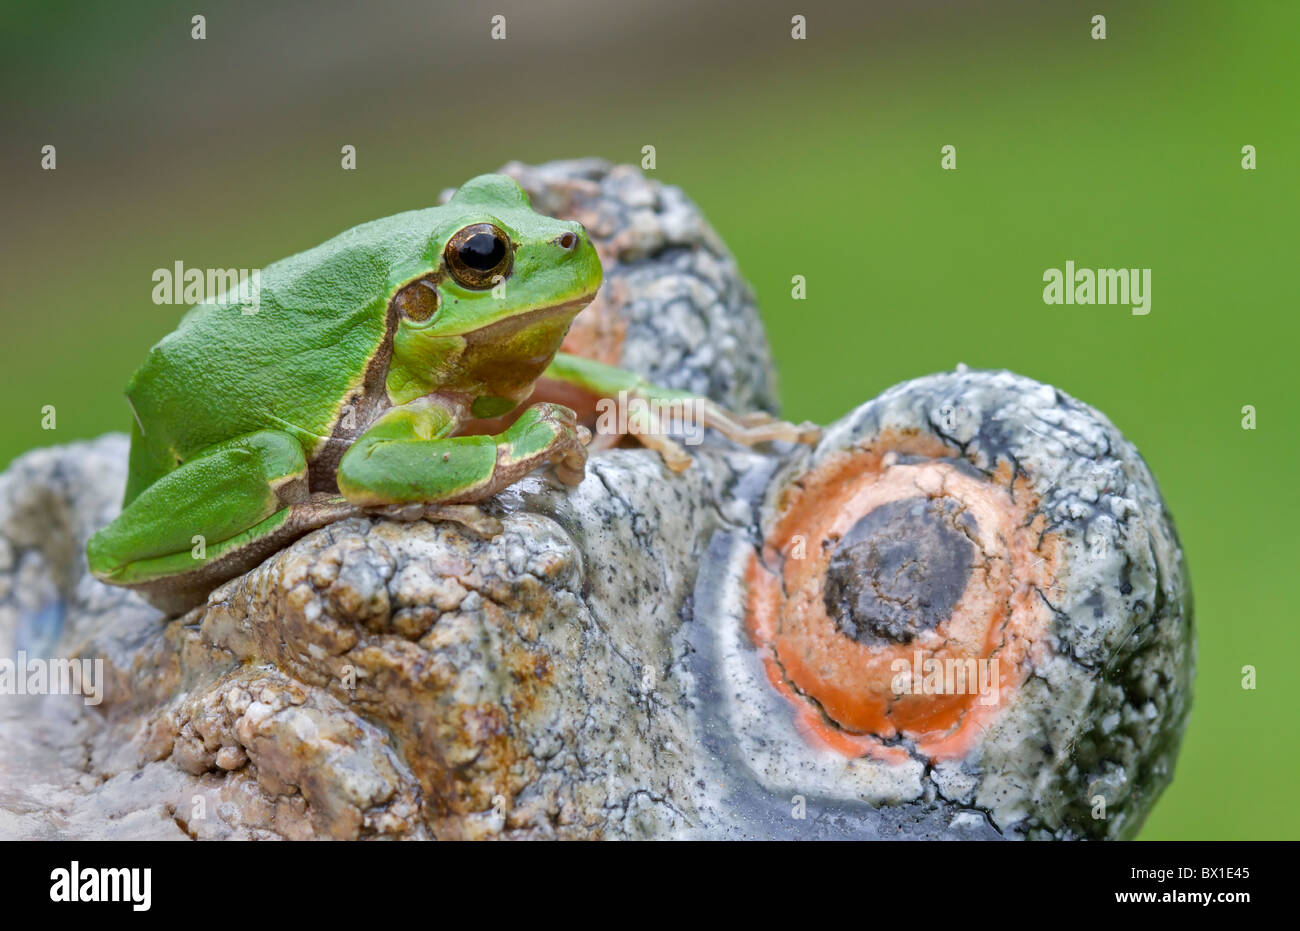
87;174;817;614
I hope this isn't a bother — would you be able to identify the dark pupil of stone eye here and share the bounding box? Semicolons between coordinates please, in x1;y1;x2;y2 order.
823;495;977;646
460;232;504;271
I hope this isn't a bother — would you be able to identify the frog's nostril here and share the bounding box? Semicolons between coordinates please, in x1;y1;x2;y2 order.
556;231;577;251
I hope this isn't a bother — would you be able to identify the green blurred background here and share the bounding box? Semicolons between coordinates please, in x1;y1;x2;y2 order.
1;0;1295;838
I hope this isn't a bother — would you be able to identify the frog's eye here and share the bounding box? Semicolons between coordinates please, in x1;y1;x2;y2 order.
445;223;513;289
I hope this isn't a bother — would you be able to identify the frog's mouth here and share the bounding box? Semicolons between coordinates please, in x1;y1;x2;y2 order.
457;294;594;346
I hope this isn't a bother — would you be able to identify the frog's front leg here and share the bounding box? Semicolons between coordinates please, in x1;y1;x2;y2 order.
544;352;821;471
336;397;589;510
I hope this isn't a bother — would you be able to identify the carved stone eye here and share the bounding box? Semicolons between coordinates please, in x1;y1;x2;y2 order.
444;223;512;289
392;277;440;322
746;441;1062;762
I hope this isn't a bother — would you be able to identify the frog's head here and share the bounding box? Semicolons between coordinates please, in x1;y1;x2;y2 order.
386;174;603;411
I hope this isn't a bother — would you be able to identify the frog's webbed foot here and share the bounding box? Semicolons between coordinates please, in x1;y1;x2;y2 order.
693;400;822;447
623;398;820;472
541;351;820;471
368;502;504;539
496;401;590;488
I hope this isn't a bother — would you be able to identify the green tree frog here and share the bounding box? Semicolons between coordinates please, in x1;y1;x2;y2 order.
88;174;816;612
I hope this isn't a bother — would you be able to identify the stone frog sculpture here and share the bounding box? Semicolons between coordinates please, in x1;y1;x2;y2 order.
0;160;1192;840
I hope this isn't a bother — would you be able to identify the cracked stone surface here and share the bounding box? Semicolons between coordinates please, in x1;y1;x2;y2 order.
0;435;722;839
0;162;1191;840
719;368;1194;839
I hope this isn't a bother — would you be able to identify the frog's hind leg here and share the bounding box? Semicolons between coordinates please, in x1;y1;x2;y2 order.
88;429;362;613
543;351;821;471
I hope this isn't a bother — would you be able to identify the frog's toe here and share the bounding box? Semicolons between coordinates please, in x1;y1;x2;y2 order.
795;421;823;445
699;399;821;448
549;431;589;486
636;433;693;473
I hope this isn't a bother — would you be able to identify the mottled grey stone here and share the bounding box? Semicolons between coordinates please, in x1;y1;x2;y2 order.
722;367;1194;839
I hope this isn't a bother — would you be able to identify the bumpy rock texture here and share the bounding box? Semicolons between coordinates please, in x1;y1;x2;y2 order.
0;163;1192;840
714;369;1193;839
